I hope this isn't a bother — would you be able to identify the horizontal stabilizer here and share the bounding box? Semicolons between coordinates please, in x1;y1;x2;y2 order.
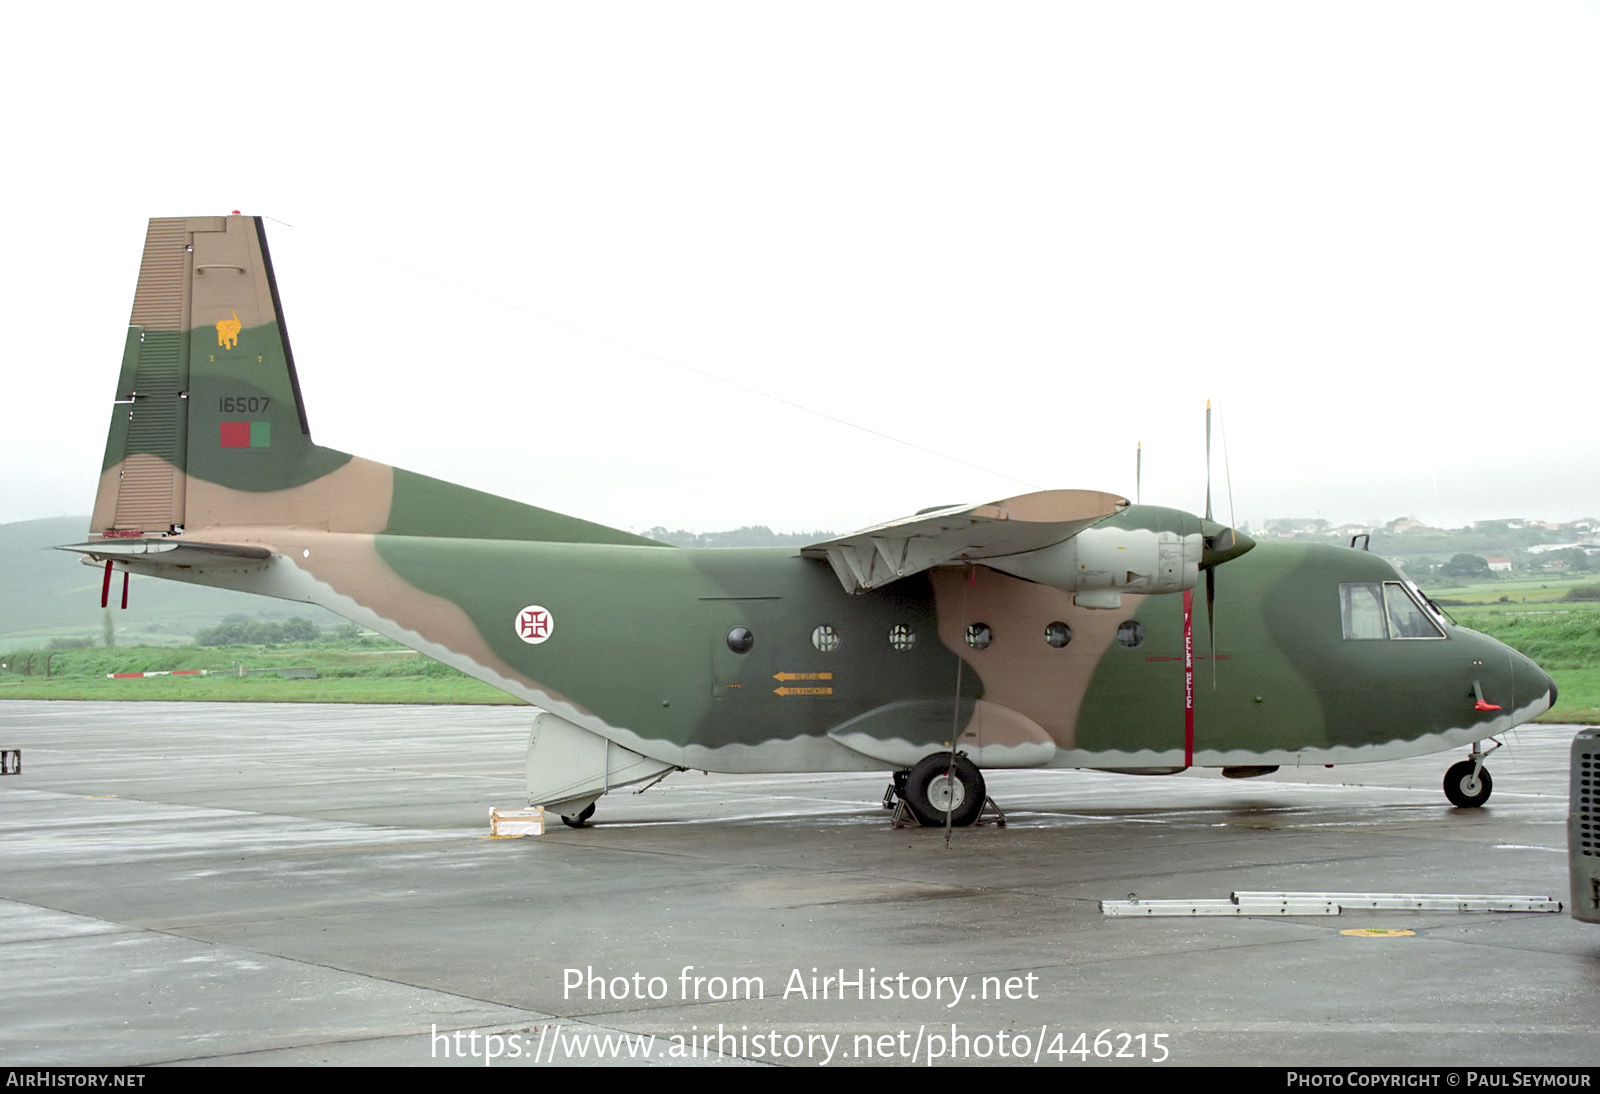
57;539;273;565
802;489;1126;594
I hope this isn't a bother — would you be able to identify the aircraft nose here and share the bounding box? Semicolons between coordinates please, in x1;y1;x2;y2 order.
1511;648;1558;715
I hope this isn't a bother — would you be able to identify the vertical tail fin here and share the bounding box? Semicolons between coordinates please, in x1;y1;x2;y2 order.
91;215;344;539
87;214;658;548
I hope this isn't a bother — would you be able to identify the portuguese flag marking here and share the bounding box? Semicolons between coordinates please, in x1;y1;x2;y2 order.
220;421;271;448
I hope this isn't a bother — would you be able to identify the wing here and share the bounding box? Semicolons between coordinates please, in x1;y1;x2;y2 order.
801;489;1127;594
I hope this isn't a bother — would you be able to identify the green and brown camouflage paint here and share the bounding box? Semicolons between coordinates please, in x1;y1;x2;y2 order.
68;216;1557;820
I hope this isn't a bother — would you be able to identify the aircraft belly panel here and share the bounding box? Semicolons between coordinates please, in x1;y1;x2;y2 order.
827;698;1055;768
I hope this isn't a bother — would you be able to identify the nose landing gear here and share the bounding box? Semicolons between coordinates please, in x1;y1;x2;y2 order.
1444;739;1500;808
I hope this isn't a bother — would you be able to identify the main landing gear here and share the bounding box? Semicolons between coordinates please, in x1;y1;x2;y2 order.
1444;739;1500;808
883;752;1004;828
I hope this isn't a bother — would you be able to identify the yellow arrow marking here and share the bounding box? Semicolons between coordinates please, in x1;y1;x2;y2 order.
774;687;833;696
773;671;833;682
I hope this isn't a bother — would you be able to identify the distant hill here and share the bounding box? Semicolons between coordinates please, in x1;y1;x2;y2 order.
0;517;346;652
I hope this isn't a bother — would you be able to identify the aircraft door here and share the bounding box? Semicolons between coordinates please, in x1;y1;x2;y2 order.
707;598;782;703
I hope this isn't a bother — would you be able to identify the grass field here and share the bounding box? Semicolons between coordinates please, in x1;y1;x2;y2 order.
0;643;517;705
1428;576;1600;611
1451;607;1599;723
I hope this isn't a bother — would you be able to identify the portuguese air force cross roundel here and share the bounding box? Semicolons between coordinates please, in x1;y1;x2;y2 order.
515;605;554;644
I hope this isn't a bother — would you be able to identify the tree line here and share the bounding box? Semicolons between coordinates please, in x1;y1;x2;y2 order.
194;619;362;646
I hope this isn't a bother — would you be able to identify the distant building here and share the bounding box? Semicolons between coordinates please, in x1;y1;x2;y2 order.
1486;557;1512;573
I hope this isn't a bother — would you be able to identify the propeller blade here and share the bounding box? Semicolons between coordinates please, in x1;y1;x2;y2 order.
1198;399;1249;688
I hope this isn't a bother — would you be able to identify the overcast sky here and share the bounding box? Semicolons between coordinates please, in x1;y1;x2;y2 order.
4;2;1596;537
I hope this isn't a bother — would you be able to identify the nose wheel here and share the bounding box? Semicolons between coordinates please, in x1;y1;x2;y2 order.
1443;740;1499;808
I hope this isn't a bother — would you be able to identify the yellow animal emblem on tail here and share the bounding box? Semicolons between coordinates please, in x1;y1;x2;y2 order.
216;311;242;350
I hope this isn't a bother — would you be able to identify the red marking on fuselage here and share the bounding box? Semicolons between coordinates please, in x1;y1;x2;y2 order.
1183;588;1194;766
517;608;551;640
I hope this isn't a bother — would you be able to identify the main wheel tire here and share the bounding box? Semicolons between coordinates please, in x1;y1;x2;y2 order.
903;753;985;828
560;802;597;828
1443;760;1492;808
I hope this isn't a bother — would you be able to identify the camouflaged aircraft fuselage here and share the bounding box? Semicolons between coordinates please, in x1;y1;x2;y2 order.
64;216;1557;823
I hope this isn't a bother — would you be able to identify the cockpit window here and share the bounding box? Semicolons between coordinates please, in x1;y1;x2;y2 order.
1341;582;1445;640
1341;582;1389;639
1385;582;1445;638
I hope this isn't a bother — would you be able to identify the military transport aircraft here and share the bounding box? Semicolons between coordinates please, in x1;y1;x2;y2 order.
61;215;1557;828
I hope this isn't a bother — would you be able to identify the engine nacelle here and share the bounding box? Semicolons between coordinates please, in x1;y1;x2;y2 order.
985;505;1205;608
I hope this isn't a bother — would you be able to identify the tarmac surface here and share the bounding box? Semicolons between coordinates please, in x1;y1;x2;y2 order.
0;700;1595;1068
